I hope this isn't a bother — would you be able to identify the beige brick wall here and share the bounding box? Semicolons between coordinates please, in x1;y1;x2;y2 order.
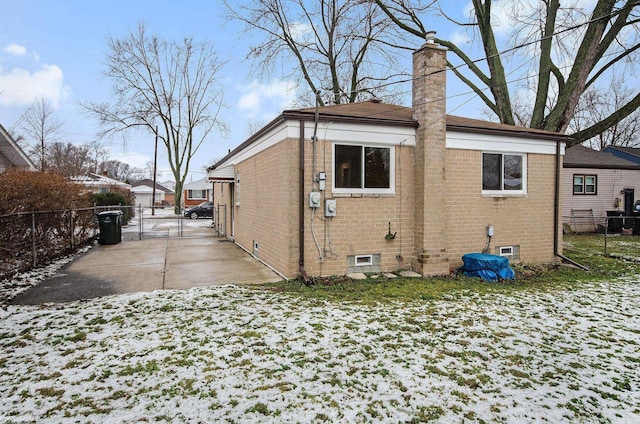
214;139;560;279
444;149;560;269
231;138;300;278
412;43;450;275
301;143;416;277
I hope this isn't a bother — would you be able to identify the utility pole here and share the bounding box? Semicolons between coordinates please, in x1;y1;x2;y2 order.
151;126;158;216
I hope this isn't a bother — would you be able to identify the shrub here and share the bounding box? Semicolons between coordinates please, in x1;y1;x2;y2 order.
90;191;135;224
0;169;90;215
0;169;94;281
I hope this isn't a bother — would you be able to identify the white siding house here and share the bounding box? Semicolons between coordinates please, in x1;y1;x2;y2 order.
562;145;640;232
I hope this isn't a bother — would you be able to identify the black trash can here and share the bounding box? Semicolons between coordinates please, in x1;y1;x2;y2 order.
97;210;123;245
633;211;640;236
606;210;624;233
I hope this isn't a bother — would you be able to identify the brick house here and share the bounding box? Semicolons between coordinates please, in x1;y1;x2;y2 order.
208;40;570;279
183;177;212;208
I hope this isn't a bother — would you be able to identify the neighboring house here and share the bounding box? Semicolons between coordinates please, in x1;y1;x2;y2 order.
160;180;176;205
209;39;570;279
183;177;212;208
131;179;174;207
70;173;131;194
0;123;36;172
602;146;640;165
562;145;640;232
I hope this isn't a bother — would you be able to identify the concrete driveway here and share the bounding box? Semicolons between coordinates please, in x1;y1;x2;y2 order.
10;237;282;305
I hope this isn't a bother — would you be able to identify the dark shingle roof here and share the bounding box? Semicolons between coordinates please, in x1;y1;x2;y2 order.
131;178;173;193
212;100;571;170
604;146;640;158
563;145;640;169
289;100;571;140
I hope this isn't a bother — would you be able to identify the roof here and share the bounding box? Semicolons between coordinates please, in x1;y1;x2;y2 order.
210;100;571;171
183;177;211;190
0;123;36;170
563;145;640;170
70;173;132;189
131;178;173;193
602;145;640;165
603;145;640;159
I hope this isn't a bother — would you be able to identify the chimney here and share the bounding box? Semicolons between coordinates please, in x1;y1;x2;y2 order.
412;33;450;276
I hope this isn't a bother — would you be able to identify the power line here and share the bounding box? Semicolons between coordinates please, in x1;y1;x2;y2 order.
340;4;637;97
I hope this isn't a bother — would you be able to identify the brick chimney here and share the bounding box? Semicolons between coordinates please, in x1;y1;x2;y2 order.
412;33;450;276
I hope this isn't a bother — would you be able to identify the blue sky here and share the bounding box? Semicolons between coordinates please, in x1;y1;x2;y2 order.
1;1;482;182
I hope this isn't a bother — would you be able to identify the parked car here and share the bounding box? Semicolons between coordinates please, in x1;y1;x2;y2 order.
184;201;213;219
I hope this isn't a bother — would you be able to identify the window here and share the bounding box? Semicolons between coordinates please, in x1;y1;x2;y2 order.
235;173;240;206
573;174;597;195
355;255;373;266
188;189;206;199
334;144;393;193
482;153;526;194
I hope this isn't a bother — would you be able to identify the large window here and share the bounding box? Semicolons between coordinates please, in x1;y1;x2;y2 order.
188;189;206;199
573;174;597;195
482;152;526;194
334;144;393;193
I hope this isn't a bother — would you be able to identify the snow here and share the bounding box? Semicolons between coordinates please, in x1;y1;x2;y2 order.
1;261;639;422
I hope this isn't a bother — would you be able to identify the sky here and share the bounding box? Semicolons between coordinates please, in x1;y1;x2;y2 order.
0;1;483;183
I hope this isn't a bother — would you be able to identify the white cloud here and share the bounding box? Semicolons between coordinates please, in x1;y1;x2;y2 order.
237;79;298;119
109;152;151;169
0;64;68;107
4;44;27;56
288;22;312;43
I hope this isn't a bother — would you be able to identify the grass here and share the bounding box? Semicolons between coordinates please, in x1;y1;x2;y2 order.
261;234;640;303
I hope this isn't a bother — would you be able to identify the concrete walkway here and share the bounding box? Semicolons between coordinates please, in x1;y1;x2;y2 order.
10;237;282;305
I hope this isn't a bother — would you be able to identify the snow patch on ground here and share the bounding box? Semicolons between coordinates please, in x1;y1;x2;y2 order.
1;277;639;422
0;246;92;305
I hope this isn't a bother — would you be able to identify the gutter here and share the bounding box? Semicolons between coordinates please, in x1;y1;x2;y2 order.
299;120;311;284
554;140;589;271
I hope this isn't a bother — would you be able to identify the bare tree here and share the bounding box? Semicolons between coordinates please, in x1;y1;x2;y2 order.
374;0;640;145
19;98;64;172
44;141;109;177
570;76;640;149
226;0;411;106
99;160;135;182
45;142;93;177
84;23;227;213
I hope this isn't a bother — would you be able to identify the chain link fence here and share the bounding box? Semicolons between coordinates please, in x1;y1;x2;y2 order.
1;204;219;281
563;213;640;258
122;205;216;240
0;207;97;280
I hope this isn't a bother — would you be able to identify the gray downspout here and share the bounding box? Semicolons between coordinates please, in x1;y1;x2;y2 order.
554;140;589;271
299;120;310;284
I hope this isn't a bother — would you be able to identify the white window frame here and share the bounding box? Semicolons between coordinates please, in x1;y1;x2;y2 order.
332;142;395;195
573;174;597;195
481;152;527;196
355;255;373;266
187;189;206;200
498;246;514;256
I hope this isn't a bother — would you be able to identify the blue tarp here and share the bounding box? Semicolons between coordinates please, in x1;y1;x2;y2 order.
462;253;515;282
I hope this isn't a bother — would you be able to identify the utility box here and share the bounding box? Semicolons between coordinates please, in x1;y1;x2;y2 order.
97;210;123;245
325;199;337;217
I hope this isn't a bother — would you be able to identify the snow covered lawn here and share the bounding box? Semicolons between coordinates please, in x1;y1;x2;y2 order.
1;278;639;423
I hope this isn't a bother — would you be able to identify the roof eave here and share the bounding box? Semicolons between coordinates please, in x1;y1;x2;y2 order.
563;163;640;170
446;123;572;142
